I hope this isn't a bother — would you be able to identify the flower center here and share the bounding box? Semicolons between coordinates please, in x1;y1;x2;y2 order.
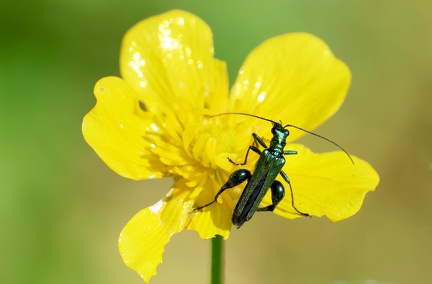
183;121;237;172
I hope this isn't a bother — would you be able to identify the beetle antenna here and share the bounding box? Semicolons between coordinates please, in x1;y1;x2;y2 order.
284;124;354;164
210;112;278;125
209;112;354;164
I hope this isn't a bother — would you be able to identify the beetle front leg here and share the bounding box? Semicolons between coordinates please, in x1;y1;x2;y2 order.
252;133;268;149
228;133;267;166
228;145;261;166
195;169;251;210
284;149;297;155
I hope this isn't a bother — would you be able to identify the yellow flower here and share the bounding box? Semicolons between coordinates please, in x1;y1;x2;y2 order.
82;10;379;283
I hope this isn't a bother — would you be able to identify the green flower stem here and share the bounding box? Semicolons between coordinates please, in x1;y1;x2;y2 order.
211;235;224;284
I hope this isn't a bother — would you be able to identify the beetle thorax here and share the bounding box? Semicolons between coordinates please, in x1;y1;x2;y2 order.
269;126;288;154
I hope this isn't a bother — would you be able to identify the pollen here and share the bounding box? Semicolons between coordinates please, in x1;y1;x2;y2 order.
183;120;236;171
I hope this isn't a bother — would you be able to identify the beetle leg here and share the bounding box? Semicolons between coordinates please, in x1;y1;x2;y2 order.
280;170;309;217
228;132;266;166
257;180;285;212
195;169;251;211
228;145;261;166
283;149;297;155
252;133;268;148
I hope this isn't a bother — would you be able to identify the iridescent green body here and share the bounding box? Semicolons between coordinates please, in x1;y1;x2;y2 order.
195;112;351;228
231;124;291;227
197;122;306;228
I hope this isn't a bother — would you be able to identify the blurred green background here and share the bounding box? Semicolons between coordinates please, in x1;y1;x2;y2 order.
1;0;431;283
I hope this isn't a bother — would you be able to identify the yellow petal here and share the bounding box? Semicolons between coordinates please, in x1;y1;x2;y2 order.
261;144;379;222
120;10;228;114
229;33;351;141
82;77;166;180
187;203;232;239
188;177;234;239
119;186;194;283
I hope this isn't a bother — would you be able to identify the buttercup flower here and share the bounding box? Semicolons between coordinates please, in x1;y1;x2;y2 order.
82;10;379;283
